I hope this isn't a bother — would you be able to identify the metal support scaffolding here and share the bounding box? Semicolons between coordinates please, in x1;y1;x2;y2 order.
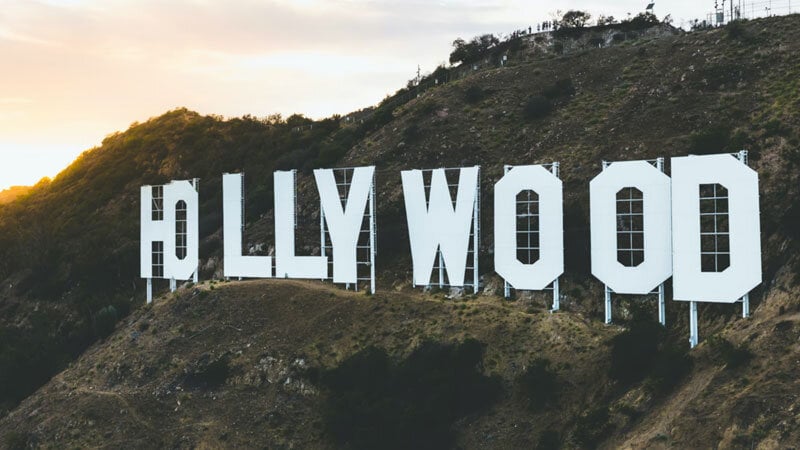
686;150;753;349
550;163;560;312
501;163;560;310
193;178;200;284
473;172;481;294
602;158;666;325
421;167;481;294
736;150;752;320
368;172;377;294
320;167;378;294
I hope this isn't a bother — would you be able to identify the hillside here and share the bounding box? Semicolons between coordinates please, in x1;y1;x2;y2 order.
0;186;32;205
2;13;800;448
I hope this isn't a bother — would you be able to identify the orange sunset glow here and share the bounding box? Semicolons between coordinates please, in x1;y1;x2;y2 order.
0;0;753;190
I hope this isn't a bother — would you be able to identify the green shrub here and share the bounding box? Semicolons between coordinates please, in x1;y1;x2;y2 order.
524;96;554;119
94;305;119;339
609;319;693;393
184;355;231;389
588;37;605;47
708;336;753;369
402;124;422;143
727;20;752;42
516;358;559;411
412;99;439;117
3;431;29;450
318;339;502;449
537;430;561;450
464;85;486;104
764;119;791;137
688;126;732;154
609;320;663;385
543;78;575;100
647;346;694;393
574;406;615;447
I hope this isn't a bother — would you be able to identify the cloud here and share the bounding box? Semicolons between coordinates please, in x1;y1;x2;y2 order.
0;0;728;188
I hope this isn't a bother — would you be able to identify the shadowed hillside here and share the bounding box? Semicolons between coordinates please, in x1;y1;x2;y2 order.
2;14;800;448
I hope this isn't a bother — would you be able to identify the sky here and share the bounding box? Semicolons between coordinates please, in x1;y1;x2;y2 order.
0;0;790;190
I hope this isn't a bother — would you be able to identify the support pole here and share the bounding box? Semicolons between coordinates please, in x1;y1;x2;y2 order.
193;178;200;285
438;250;444;289
550;162;560;311
503;165;512;300
742;294;750;318
601;162;612;325
552;279;560;311
147;278;153;304
689;301;699;348
736;150;751;320
170;277;176;292
473;167;481;294
369;171;377;295
320;203;326;282
656;158;666;327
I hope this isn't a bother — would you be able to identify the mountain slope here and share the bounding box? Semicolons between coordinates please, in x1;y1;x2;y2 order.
2;14;800;448
0;280;616;448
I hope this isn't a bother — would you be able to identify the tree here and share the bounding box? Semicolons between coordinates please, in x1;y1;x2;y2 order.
624;11;660;29
448;34;500;65
596;15;618;26
559;10;591;29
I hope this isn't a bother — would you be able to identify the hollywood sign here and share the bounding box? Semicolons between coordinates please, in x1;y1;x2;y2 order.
141;153;761;347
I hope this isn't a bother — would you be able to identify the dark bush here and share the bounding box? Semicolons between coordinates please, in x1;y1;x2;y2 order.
688;126;732;154
609;319;693;393
609;320;663;385
537;430;561;450
3;431;29;450
413;99;439;117
516;358;559;411
402;124;422;143
647;346;694;393
727;20;753;42
708;336;753;369
360;105;395;133
464;85;487;104
0;321;88;412
574;406;615;447
764;119;791;137
543;78;576;100
93;305;119;339
588;37;605;47
318;339;502;450
524;96;554;119
619;12;661;31
449;34;500;65
184;355;231;389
